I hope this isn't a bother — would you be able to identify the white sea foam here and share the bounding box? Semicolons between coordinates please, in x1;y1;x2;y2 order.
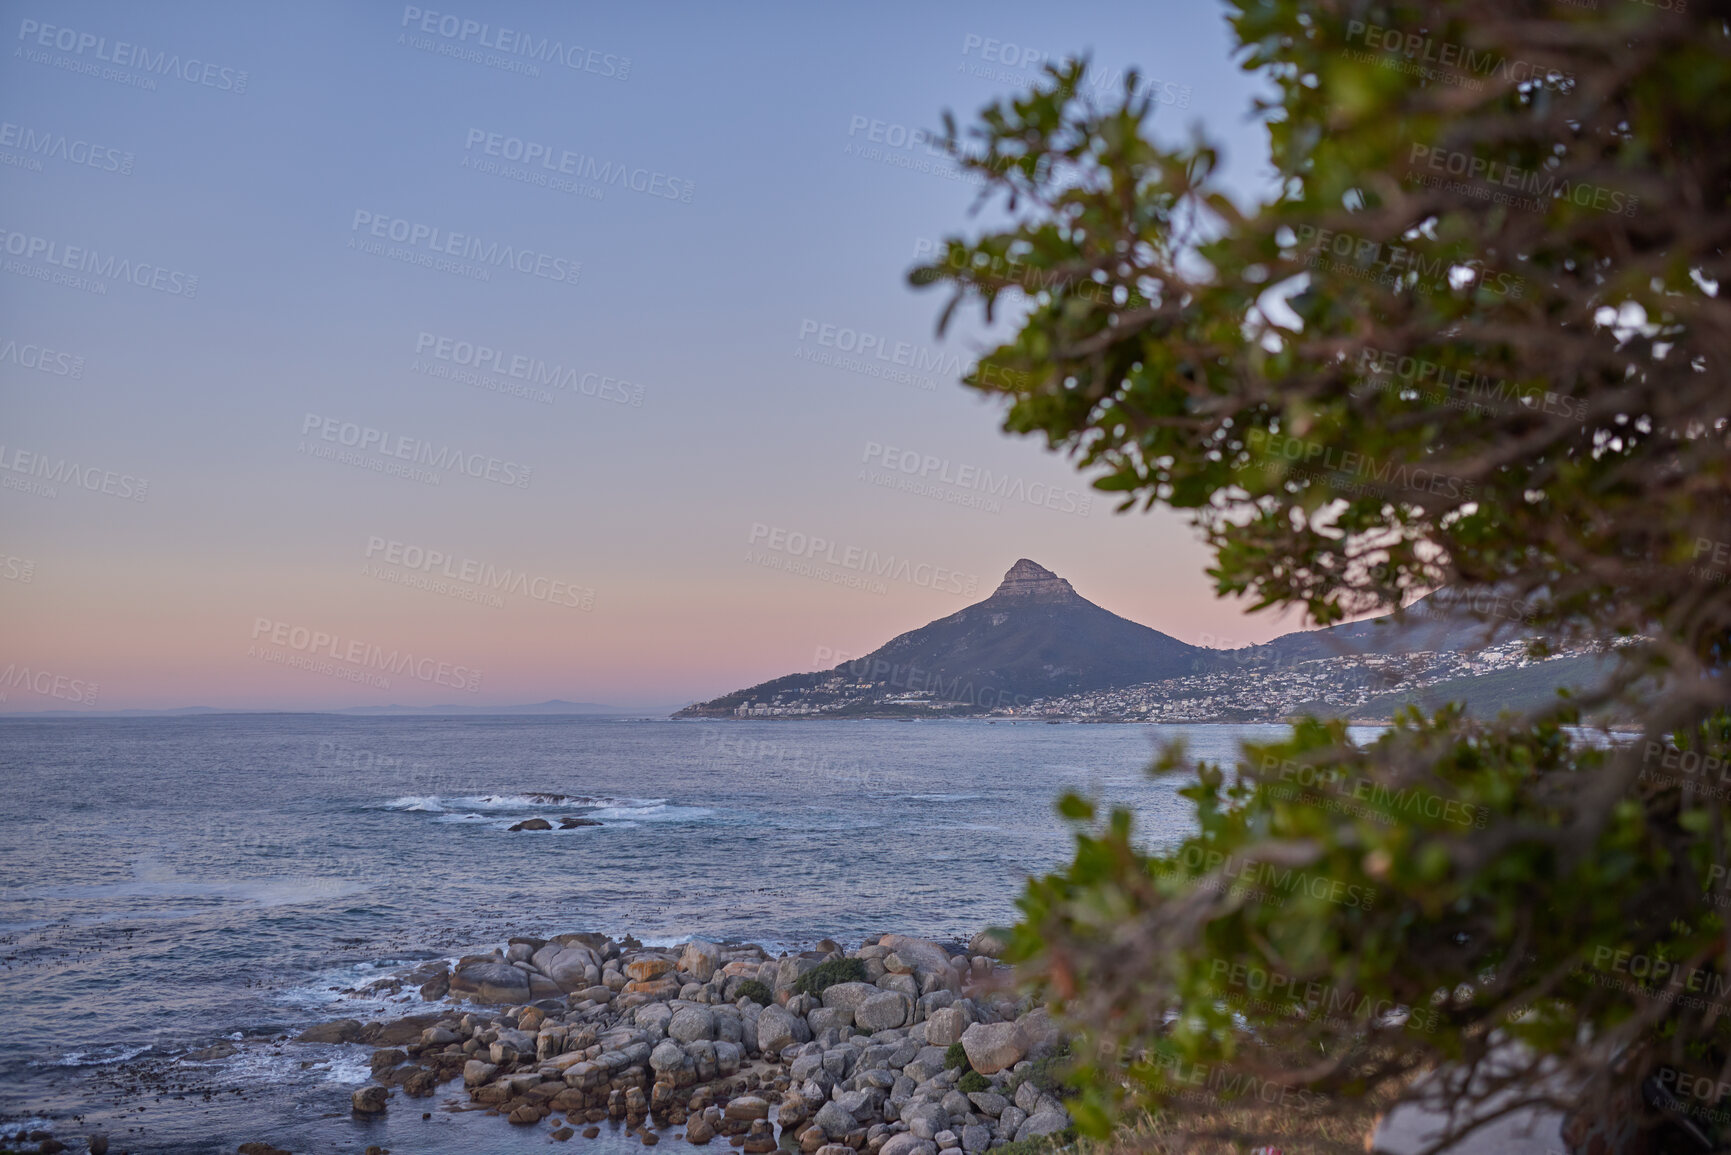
386;792;622;813
37;1044;153;1068
585;801;710;822
383;794;446;811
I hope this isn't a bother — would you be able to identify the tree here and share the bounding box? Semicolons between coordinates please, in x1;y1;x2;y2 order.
913;1;1731;1149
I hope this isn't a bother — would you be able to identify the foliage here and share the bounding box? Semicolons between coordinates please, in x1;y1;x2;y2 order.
1017;1045;1078;1099
913;0;1731;1147
734;980;773;1007
793;958;868;997
945;1041;970;1070
959;1069;992;1094
990;1128;1077;1155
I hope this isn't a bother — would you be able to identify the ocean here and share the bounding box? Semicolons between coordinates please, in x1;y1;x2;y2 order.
0;714;1348;1153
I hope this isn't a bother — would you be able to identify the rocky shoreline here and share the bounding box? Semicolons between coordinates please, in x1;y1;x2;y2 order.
282;930;1070;1154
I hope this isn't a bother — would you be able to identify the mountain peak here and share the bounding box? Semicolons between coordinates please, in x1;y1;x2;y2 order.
990;559;1080;603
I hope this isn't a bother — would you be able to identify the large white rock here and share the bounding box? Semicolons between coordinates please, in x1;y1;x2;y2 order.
960;1021;1027;1075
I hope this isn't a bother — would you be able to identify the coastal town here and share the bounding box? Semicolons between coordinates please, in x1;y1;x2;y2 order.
727;639;1593;722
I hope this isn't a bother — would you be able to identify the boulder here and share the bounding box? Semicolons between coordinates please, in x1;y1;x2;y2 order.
966;932;1007;959
724;1095;771;1121
961;1125;991;1153
626;957;676;982
463;1060;498;1085
775;955;819;991
370;1047;407;1073
924;1007;968;1047
625;976;681;999
1015;1110;1069;1142
757;1003;808;1053
1018;1007;1062;1062
856;992;912;1032
876;973;920;999
668;1006;716;1043
967;1092;1009;1118
903;1103;946;1140
960;1022;1027;1075
880;1136;938;1155
876;936;957;989
813;1099;856;1138
680;940;722;983
820;982;880;1016
541;946;600;991
686;1114;715;1144
508;818;552;831
996;1107;1026;1138
808;1006;851;1035
351;1084;388;1114
297;1019;363;1044
650;1040;686;1073
450;961;532;1005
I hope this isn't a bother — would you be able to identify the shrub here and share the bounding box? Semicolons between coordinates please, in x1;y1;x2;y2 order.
1018;1046;1075;1098
909;4;1731;1147
944;1041;969;1071
734;980;772;1006
957;1070;990;1094
989;1129;1075;1155
792;958;867;997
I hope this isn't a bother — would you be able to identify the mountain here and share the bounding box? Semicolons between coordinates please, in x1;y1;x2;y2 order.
1219;587;1531;668
674;559;1199;717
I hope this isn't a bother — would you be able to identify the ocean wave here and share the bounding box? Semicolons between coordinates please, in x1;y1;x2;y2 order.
584;802;710;823
176;1039;375;1087
383;794;446;811
36;1044;154;1068
384;792;622;813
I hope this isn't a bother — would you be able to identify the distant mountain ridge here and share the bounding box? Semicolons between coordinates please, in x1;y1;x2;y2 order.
1210;587;1533;670
676;563;1565;720
676;559;1199;717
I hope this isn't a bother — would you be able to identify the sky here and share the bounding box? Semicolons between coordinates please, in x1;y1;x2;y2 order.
0;0;1290;712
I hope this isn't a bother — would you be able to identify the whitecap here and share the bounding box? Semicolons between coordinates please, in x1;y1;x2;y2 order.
36;1044;152;1068
450;793;612;810
585;802;711;823
383;795;445;812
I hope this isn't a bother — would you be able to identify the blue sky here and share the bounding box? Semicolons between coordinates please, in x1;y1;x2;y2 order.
0;1;1282;710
